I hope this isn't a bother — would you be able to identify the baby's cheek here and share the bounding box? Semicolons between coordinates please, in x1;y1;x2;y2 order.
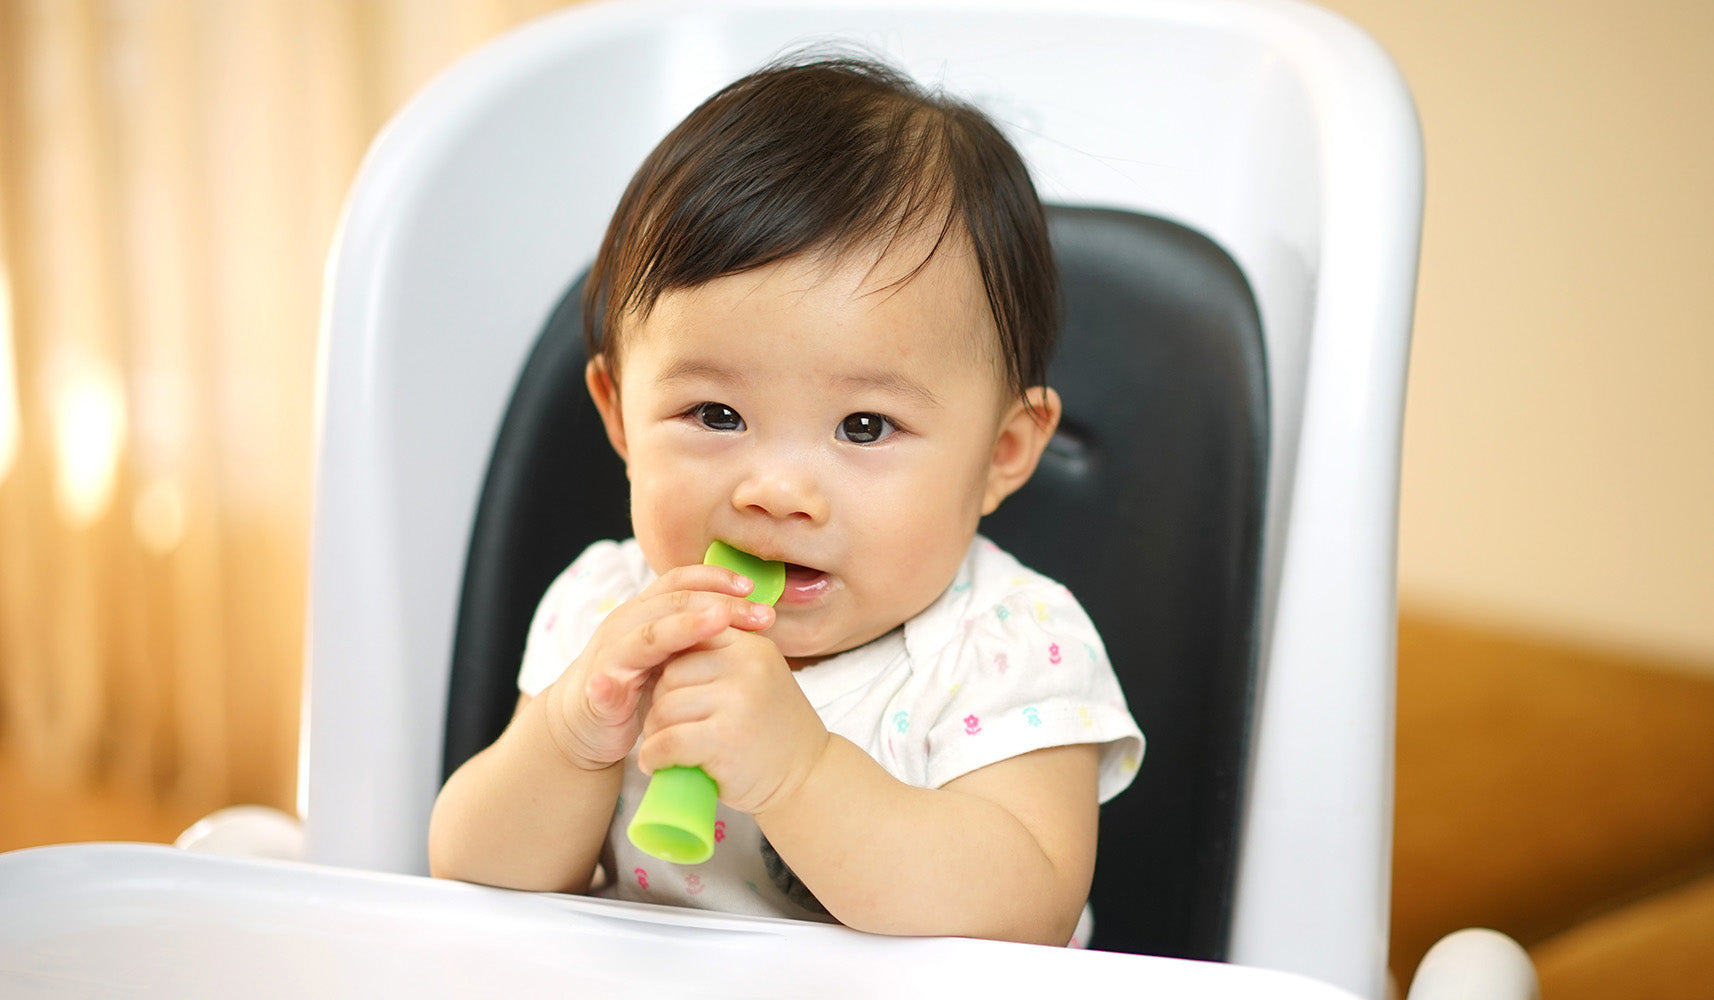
880;542;969;619
628;510;699;575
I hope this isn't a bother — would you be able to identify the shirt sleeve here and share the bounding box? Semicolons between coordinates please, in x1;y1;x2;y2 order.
516;539;645;698
918;581;1145;803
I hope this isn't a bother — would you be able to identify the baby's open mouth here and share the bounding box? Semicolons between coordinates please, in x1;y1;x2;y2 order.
780;562;831;603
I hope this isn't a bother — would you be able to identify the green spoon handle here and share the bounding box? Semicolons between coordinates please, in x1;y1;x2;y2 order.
624;542;784;864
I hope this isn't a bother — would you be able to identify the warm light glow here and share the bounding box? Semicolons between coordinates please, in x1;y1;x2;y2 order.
134;476;187;554
51;358;128;527
0;270;18;485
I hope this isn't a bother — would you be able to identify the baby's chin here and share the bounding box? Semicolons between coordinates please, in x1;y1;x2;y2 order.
768;621;900;670
769;632;840;671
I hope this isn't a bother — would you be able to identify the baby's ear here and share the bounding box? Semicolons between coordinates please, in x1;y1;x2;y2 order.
981;387;1062;516
585;357;630;465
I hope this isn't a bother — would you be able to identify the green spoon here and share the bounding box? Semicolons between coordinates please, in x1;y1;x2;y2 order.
625;541;784;864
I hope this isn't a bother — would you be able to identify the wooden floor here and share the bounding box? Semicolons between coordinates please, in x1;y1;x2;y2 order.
5;611;1714;998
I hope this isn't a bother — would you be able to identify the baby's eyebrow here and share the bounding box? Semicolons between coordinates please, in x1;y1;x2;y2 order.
837;370;942;409
654;358;745;388
655;358;941;409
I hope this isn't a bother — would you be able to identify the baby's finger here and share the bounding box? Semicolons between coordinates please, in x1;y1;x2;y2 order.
640;672;717;739
635;587;775;639
616;597;770;672
638;563;760;603
582;668;636;722
594;583;767;652
637;714;720;779
648;642;737;697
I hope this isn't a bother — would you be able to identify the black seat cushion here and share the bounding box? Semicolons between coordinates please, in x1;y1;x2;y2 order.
445;205;1267;961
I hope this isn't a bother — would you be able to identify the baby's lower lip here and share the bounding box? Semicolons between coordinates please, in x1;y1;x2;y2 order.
778;563;832;604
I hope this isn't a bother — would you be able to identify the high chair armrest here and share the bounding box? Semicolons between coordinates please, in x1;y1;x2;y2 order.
1405;928;1539;1000
175;805;305;861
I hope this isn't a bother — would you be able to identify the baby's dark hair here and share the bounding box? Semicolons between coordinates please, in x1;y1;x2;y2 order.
582;54;1059;403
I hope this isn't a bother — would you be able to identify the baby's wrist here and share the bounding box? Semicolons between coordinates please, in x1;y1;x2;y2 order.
752;730;837;820
531;686;625;774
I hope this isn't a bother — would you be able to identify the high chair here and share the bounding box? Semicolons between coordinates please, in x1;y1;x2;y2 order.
181;1;1534;997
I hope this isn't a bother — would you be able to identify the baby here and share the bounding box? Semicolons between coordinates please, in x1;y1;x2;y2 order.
429;55;1143;948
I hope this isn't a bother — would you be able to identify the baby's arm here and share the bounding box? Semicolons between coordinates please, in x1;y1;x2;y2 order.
642;632;1100;945
428;692;622;892
758;738;1100;946
427;565;774;892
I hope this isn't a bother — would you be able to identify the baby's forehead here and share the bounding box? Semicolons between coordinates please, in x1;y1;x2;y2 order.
626;233;1000;359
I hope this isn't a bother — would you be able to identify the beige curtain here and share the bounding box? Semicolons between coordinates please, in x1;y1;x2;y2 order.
0;0;573;822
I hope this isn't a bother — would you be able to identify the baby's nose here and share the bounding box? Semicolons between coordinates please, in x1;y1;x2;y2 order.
731;464;829;523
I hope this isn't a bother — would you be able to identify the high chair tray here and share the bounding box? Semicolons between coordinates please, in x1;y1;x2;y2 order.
0;843;1362;998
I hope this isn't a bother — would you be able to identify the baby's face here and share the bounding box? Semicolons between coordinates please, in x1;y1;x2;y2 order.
594;232;1023;666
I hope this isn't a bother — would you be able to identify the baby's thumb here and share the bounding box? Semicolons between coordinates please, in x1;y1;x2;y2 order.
583;671;629;720
585;665;659;726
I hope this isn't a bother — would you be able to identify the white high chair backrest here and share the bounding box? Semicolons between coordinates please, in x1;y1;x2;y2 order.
302;2;1421;996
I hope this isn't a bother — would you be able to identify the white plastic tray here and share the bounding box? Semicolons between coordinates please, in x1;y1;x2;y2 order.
0;843;1363;998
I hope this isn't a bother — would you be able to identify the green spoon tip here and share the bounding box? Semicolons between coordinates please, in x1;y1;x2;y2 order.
703;540;785;606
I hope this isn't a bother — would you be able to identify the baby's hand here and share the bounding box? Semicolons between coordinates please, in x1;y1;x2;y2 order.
540;566;775;771
639;630;829;814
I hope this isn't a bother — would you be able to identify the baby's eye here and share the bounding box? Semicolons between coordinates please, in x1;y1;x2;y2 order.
836;412;896;445
690;402;745;432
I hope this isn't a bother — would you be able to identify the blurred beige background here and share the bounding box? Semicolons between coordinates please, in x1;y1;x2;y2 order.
1;1;1710;996
1321;0;1713;670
